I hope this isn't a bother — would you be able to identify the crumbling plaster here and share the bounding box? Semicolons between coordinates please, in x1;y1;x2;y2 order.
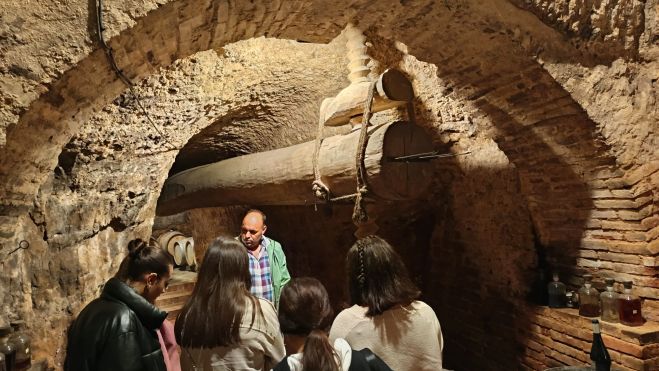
11;37;348;365
0;0;657;369
2;0;646;213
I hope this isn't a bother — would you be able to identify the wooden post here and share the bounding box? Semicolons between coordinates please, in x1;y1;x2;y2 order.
319;24;414;127
156;121;433;216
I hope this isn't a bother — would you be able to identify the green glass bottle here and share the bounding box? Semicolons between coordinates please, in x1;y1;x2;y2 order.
8;322;30;371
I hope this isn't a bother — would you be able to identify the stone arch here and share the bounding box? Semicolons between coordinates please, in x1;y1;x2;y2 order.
1;0;653;369
0;0;335;216
0;0;611;217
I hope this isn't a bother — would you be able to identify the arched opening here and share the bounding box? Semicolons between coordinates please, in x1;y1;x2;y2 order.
1;1;656;370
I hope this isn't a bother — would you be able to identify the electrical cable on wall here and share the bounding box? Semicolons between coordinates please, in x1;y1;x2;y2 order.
95;0;177;151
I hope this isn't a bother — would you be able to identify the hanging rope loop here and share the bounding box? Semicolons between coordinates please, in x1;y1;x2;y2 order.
351;80;378;225
311;100;331;202
310;81;378;226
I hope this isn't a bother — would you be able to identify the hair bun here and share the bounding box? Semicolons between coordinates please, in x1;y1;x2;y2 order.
127;238;147;258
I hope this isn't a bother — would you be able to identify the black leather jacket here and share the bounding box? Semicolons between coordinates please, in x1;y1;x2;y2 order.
64;277;168;371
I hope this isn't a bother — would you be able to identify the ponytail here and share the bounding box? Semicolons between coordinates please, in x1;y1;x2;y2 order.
278;278;339;371
301;329;340;371
116;238;173;281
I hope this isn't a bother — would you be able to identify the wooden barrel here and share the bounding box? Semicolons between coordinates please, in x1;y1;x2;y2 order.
184;238;197;268
169;235;187;266
157;230;183;257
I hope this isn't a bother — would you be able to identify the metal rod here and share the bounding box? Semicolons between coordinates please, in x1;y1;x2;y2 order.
387;150;471;162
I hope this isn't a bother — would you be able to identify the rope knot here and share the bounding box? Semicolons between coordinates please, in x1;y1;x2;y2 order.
352;190;368;225
312;180;331;201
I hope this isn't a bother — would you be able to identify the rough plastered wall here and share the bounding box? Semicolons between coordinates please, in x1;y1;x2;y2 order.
3;38;347;366
0;0;657;370
164;11;657;370
174;43;539;370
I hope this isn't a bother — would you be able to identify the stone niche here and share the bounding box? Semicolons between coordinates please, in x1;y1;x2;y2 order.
0;0;657;370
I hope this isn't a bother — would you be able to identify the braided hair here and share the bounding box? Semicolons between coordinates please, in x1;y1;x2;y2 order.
347;235;421;316
357;244;366;289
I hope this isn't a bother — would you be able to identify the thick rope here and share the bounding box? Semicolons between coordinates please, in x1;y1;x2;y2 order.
311;109;331;202
352;81;378;225
311;81;378;227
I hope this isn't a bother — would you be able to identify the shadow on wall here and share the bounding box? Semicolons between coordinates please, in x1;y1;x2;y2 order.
261;141;590;370
257;73;598;370
0;1;633;369
421;105;598;369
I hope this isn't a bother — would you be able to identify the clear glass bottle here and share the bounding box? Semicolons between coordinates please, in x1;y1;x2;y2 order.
579;274;601;317
566;290;579;308
600;278;619;323
8;322;30;371
618;281;645;326
590;319;611;371
0;326;15;371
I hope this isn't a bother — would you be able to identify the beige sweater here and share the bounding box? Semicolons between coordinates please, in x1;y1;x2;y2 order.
180;298;285;371
329;300;444;371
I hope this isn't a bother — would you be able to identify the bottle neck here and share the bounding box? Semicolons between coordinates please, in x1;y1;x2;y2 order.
592;321;601;334
624;288;632;294
606;286;613;292
585;283;592;289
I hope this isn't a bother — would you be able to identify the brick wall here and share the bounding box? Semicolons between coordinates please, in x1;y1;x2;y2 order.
0;0;656;370
523;307;659;370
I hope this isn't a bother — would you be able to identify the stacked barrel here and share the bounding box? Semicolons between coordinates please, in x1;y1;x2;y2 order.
155;230;198;320
156;231;198;270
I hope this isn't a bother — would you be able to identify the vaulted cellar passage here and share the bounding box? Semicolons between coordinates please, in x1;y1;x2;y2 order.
0;1;657;370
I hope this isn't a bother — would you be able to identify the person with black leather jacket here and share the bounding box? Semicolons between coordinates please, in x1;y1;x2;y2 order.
64;239;174;371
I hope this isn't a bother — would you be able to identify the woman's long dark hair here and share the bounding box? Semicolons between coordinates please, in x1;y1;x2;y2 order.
115;238;173;281
279;277;340;371
347;235;421;316
175;236;262;347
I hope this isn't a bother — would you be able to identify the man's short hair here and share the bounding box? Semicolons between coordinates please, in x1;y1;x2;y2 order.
244;209;267;224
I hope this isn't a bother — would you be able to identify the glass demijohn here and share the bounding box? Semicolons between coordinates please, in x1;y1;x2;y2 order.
579;274;600;317
547;273;566;308
600;278;619;323
8;322;30;371
0;326;15;371
618;281;644;326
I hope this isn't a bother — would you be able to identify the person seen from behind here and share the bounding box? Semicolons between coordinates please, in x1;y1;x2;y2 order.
175;236;285;370
273;277;392;371
329;235;444;371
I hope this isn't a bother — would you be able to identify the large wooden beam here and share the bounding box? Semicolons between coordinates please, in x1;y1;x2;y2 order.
156;121;433;216
320;69;414;127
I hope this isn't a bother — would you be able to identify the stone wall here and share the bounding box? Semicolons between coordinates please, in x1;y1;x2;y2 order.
0;0;656;369
2;38;348;366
